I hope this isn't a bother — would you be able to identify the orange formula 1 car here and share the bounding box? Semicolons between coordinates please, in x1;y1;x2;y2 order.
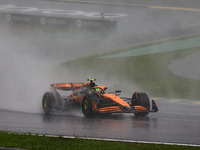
42;79;158;117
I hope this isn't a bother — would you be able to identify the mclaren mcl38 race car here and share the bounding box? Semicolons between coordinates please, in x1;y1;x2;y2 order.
42;79;158;117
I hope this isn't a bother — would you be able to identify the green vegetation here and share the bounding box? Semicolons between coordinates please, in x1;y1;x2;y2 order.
60;39;200;99
0;132;199;150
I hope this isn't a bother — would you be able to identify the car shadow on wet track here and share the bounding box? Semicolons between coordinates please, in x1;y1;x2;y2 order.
42;111;159;130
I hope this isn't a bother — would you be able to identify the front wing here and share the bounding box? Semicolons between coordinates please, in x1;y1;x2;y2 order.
92;100;158;114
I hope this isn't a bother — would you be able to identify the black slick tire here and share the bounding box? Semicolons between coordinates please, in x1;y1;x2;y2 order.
42;92;55;114
82;96;94;117
132;92;150;117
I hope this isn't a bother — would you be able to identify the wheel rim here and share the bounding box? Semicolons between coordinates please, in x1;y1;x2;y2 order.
43;94;50;112
83;99;88;111
43;100;47;110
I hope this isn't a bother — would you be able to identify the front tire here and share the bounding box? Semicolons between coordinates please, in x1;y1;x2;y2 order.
132;92;150;117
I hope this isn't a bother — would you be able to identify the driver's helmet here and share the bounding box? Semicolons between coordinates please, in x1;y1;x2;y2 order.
92;88;102;93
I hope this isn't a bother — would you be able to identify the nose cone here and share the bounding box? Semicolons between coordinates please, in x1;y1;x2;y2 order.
122;106;131;111
103;94;130;107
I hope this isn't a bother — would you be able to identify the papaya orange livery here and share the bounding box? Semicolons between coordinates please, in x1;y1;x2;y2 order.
98;106;121;113
103;94;129;107
51;83;84;91
54;83;72;88
43;79;158;117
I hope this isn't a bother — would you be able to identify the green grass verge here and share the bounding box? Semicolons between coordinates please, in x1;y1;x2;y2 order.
60;46;200;99
0;132;199;150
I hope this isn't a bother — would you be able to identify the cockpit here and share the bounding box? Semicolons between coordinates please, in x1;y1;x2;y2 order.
92;88;104;94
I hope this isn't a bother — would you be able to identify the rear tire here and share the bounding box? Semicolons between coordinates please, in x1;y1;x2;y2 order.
42;92;55;114
82;93;100;118
82;96;94;117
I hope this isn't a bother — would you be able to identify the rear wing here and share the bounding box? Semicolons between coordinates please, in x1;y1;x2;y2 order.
50;83;84;91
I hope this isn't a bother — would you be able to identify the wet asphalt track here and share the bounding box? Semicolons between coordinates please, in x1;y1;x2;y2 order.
1;0;200;146
0;100;200;145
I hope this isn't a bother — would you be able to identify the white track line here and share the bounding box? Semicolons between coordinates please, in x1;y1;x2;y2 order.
39;134;200;147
